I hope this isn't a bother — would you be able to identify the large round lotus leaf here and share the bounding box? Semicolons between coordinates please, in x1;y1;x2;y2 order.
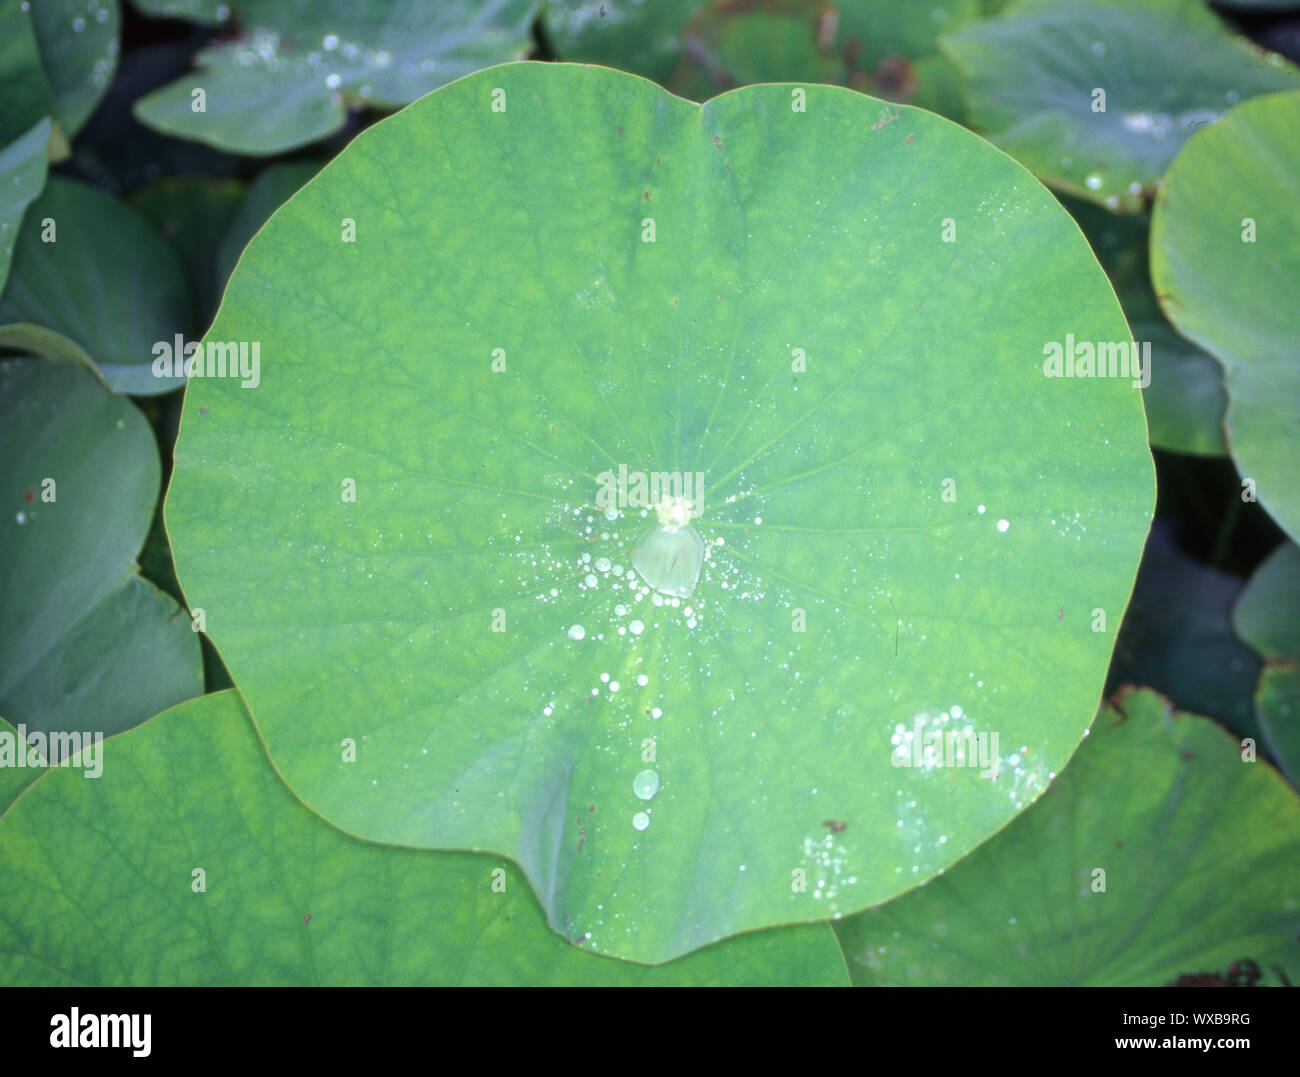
834;688;1300;985
941;0;1300;212
0;690;847;986
1234;541;1300;784
0;177;194;396
133;0;537;155
166;62;1155;963
1151;90;1300;544
29;0;120;137
0;357;202;738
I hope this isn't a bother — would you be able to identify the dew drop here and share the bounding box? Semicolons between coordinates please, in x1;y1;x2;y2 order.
631;521;704;599
632;811;650;831
567;624;585;641
632;769;660;800
629;619;644;635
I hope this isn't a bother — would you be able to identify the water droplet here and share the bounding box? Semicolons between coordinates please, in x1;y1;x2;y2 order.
997;519;1010;533
636;674;648;687
632;769;660;800
594;556;611;572
631;521;704;599
632;811;650;831
1084;173;1103;191
567;624;585;640
629;619;644;635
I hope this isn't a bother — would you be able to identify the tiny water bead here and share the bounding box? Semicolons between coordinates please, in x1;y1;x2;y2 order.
632;811;650;831
567;624;585;640
632;769;661;800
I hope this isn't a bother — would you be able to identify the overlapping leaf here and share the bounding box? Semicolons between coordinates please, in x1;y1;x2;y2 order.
942;0;1300;211
134;0;538;154
0;357;202;739
0;690;848;985
1151;89;1300;542
834;688;1300;985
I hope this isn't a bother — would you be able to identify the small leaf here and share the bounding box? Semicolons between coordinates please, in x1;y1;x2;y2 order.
29;0;121;137
1234;541;1300;784
0;357;202;739
834;688;1300;985
0;177;194;396
1151;90;1300;543
133;0;538;155
942;0;1300;211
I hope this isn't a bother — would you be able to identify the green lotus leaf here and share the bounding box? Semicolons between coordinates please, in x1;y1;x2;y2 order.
1059;195;1227;455
1151;89;1300;543
0;356;202;739
1234;541;1300;784
0;689;847;985
133;0;538;154
0;118;51;297
29;0;120;137
0;1;56;292
166;62;1154;962
834;688;1300;985
0;177;194;396
942;0;1300;212
0;0;55;146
